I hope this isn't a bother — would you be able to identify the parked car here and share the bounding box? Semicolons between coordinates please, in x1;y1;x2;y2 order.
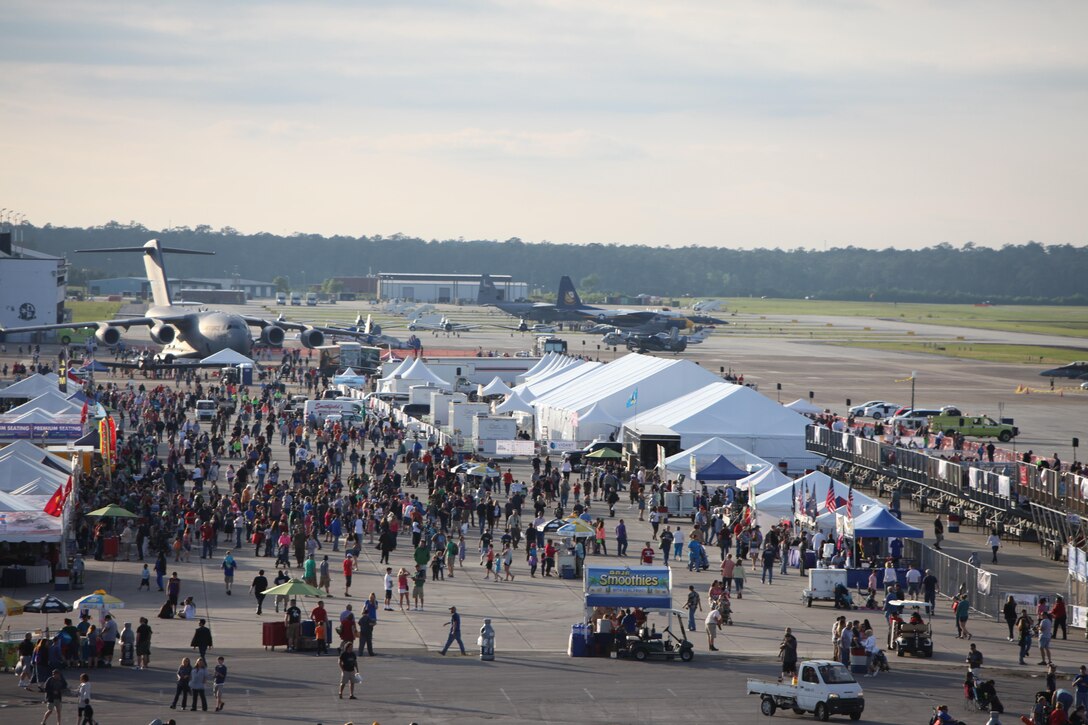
848;400;890;417
860;402;900;419
888;408;945;430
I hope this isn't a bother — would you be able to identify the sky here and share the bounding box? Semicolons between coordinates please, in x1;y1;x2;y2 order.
1;1;1086;249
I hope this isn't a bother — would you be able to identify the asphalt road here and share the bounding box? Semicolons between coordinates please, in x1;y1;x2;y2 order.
0;650;1047;724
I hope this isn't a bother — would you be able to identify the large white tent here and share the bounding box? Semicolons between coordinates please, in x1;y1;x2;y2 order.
785;399;823;415
516;353;559;384
623;382;818;472
662;436;773;475
0;455;68;493
751;471;883;530
511;360;602;403
0;440;73;472
534;354;720;441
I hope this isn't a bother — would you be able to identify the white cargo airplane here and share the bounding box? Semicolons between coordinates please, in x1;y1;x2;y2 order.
0;239;325;368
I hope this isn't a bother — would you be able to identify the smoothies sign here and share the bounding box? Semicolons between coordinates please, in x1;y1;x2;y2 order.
584;566;672;608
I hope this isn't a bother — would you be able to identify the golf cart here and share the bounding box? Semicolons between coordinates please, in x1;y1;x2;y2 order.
887;599;933;658
612;609;694;662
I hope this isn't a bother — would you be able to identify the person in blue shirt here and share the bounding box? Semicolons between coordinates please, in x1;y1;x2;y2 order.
221;552;237;595
1073;665;1088;712
440;606;466;655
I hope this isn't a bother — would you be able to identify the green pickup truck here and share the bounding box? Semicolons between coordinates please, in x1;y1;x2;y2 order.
929;414;1019;442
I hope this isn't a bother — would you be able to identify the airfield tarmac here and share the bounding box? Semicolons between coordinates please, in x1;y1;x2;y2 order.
237;299;1088;461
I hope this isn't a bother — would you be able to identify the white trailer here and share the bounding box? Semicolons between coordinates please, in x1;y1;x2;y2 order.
430;392;466;427
472;415;518;458
449;402;489;438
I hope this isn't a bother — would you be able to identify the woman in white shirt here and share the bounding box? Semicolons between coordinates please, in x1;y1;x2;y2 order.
77;673;93;725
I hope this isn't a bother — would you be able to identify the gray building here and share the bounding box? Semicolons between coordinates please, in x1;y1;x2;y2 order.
377;273;527;303
87;276;275;300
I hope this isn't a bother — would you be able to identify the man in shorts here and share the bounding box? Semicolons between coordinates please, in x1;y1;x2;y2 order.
383;567;394;611
213;656;227;712
41;669;64;725
705;608;722;651
284;599;302;651
319;555;331;596
338;642;359;700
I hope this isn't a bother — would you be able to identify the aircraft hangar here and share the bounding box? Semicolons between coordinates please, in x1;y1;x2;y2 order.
377;272;527;303
0;232;68;343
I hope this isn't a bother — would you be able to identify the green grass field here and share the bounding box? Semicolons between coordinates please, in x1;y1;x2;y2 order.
828;341;1088;366
69;301;123;322
701;298;1088;339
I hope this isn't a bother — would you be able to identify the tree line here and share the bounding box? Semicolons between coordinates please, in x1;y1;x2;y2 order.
18;221;1088;304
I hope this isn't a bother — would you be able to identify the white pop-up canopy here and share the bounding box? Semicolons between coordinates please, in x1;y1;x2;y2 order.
3;391;83;418
0;373;61;399
480;377;513;396
662;436;773;475
784;399;823;415
495;390;535;414
200;349;256;366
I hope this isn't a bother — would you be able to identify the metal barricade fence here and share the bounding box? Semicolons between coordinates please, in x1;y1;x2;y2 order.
903;539;1000;618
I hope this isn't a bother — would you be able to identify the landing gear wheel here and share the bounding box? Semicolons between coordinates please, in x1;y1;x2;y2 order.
815;703;829;722
760;697;776;716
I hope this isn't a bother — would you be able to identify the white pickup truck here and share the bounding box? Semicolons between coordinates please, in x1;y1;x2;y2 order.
747;660;864;721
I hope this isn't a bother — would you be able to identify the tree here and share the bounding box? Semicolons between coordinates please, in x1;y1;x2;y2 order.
272;276;290;293
321;278;343;295
580;273;601;293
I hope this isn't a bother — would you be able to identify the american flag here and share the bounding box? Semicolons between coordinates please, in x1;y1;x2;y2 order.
825;480;837;514
847;485;854;519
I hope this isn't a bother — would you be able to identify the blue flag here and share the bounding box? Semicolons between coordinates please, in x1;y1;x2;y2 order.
626;388;638;408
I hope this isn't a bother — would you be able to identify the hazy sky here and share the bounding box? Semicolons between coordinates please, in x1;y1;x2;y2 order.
1;1;1085;249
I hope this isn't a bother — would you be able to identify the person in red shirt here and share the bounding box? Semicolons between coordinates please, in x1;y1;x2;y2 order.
200;521;216;560
641;542;655;565
342;554;354;597
543;541;557;577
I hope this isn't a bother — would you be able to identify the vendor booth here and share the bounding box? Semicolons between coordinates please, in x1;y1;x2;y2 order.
570;565;673;657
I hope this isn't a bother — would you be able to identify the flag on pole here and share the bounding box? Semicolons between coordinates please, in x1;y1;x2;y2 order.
625;388;639;408
80;401;88;425
794;482;801;515
43;485;65;516
847;485;854;520
825;479;838;514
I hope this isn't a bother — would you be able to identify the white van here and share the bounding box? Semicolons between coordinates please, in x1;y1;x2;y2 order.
303;398;364;423
195;400;217;421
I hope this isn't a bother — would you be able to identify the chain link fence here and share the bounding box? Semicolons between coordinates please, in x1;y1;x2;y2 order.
904;539;1000;618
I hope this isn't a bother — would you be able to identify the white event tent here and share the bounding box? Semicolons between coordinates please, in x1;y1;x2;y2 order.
662;437;774;475
533;354;720;441
622;382;818;472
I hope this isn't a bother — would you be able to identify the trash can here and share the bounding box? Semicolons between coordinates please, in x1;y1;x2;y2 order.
54;570;70;591
568;624;589;657
947;514;960;534
103;536;119;560
849;647;869;674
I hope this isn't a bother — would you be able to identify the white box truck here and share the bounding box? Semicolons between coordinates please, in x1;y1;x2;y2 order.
430;392;466;427
473;415;518;458
448;402;489;437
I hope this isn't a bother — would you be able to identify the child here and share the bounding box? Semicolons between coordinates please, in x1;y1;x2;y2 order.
528;545;538;577
77;672;93;724
139;564;151;591
314;620;328;656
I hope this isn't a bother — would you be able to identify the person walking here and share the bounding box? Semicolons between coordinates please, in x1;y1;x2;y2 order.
440;605;467;655
343;554;354;598
249;569;269;615
213;656;227;712
705;608;722;651
170;657;193;710
190;618;213;660
40;669;65;725
1002;595;1018;640
221;551;237;595
338;641;359;699
136;617;152;670
954;594;971;640
986;530;1001;563
76;672;93;725
189;657;209;712
1016;610;1034;665
933;515;944;550
684;585;702;632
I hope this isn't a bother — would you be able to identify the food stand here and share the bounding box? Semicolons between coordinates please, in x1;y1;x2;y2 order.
570;565;673;657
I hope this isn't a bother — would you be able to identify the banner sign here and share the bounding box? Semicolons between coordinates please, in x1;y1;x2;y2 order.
584;565;672;609
545;440;579;452
495;440;535;456
0;422;84;439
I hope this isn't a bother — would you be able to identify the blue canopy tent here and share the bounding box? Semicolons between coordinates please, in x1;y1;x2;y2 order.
851;507;924;538
695;454;749;481
77;360;110;373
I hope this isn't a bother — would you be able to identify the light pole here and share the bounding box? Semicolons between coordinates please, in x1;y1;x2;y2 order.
910;371;917;411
